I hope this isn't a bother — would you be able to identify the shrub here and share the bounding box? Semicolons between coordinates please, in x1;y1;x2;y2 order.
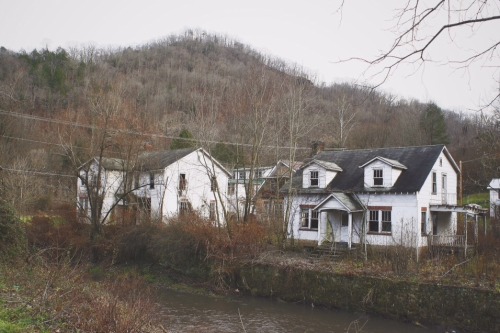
0;201;25;259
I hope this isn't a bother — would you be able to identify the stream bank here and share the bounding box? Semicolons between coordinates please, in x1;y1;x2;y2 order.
232;261;499;333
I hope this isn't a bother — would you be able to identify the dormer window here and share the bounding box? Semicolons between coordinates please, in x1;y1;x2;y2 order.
360;156;406;189
310;171;319;187
373;169;383;186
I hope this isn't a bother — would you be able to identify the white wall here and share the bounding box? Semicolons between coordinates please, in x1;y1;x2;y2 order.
160;150;229;222
77;161;126;224
490;188;500;218
419;152;458;206
358;193;419;247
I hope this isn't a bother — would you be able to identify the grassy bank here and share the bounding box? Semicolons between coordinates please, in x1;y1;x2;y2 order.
0;257;167;333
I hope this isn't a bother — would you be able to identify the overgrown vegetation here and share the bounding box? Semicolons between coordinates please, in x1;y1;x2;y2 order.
0;196;498;331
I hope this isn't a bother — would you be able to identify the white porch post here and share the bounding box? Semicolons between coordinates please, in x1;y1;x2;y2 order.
317;210;322;246
348;212;352;249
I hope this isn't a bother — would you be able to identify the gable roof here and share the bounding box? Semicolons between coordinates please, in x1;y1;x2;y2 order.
266;160;303;178
286;145;456;194
314;192;365;212
78;157;129;171
138;148;197;170
359;156;407;170
303;159;343;172
488;179;500;189
138;148;231;176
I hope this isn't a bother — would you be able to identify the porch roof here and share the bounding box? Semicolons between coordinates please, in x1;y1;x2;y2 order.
430;204;488;216
314;192;365;212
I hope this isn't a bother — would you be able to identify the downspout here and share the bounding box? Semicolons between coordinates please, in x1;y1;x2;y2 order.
416;192;420;263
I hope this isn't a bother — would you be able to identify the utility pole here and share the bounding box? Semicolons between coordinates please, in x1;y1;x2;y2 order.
459;160;463;206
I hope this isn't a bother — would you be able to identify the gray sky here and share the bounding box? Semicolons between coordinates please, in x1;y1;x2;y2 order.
1;0;498;113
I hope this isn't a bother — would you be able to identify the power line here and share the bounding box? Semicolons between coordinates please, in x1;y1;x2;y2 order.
0;166;76;178
0;109;311;150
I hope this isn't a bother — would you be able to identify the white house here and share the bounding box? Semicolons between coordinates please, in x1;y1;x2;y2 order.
487;179;500;218
284;144;467;250
227;165;274;217
77;157;132;224
77;148;231;224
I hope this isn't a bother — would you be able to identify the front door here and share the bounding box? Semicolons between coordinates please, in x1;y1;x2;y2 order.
441;173;447;203
340;211;349;242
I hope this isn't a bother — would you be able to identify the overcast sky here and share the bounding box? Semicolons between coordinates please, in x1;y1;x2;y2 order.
1;0;498;113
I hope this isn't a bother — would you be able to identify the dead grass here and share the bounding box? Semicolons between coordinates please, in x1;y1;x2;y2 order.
0;255;167;333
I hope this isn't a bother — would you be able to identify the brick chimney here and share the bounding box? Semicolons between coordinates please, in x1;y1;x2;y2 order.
310;141;325;157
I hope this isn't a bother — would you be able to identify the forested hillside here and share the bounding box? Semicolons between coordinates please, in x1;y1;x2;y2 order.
0;31;498;213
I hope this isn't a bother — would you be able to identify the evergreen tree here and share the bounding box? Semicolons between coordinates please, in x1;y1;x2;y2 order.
170;129;196;150
420;103;449;145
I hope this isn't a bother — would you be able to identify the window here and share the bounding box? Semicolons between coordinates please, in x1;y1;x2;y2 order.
439;157;443;167
432;172;437;194
209;201;216;220
179;173;187;191
421;211;427;236
381;211;391;232
149;173;155;189
341;212;349;227
256;170;263;178
310;171;319;187
228;183;235;195
369;210;379;232
78;197;88;216
368;208;392;234
180;200;191;214
310;210;319;229
373;169;383;186
210;176;217;192
238;171;246;180
301;208;319;230
134;172;140;189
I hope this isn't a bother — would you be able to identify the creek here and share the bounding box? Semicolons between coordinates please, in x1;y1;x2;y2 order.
157;289;444;333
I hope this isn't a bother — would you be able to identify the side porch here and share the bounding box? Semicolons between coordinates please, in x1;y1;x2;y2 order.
428;204;488;257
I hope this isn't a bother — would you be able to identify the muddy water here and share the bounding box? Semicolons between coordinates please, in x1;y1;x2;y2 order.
158;289;444;333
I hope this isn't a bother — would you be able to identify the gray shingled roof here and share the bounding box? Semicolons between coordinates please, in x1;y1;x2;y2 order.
304;159;343;172
286;145;454;194
98;157;127;171
138;148;197;170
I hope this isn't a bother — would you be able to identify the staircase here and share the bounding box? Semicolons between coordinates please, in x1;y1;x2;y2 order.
310;242;356;259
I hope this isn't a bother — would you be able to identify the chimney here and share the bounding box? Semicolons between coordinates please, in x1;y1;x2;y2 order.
310;141;325;157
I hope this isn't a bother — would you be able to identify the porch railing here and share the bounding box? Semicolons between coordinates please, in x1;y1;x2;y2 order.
429;235;465;247
429;193;457;205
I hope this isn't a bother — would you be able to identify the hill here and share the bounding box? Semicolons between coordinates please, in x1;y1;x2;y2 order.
0;31;498;212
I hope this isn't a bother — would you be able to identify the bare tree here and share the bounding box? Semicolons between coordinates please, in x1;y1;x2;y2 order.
332;94;358;148
339;0;500;109
233;65;281;223
280;75;318;245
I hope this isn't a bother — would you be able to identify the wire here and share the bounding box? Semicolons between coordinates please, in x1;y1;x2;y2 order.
0;109;311;150
0;166;76;178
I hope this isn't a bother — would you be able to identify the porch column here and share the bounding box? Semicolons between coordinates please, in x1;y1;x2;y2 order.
317;210;322;246
348;212;352;249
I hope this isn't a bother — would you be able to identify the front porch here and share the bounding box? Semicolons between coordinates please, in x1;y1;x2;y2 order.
315;193;365;249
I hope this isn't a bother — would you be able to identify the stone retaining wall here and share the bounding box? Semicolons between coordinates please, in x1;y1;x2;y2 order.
234;263;499;333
